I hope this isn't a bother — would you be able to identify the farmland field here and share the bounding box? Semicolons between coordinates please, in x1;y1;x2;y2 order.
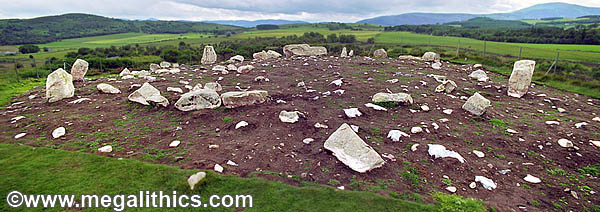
375;31;600;63
234;26;382;42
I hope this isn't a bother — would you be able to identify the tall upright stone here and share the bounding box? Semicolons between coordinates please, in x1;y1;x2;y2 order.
508;60;536;98
201;45;217;65
46;68;74;103
373;49;387;58
340;47;348;57
71;59;88;81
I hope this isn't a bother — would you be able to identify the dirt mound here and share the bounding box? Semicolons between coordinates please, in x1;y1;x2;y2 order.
2;55;599;211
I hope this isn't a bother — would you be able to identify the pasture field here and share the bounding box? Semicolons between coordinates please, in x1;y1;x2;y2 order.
375;31;600;63
234;26;382;42
38;32;210;51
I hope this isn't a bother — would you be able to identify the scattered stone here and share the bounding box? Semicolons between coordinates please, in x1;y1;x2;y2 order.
235;121;248;129
149;63;160;72
214;164;224;173
221;90;268;108
204;82;222;92
226;64;238;71
128;82;169;107
119;68;131;76
387;130;410;142
343;108;362;118
227;160;238;166
590;140;600;148
229;55;244;63
303;138;314;145
69;98;90;104
422;52;440;62
330;79;343;86
421;105;430;111
365;103;388;111
475;176;496;190
575;122;588;128
169;140;181;147
160;61;171;68
411;127;423;134
473;150;485;158
398;55;421;60
499;169;511;175
167;87;184;93
52;127;66;139
71;59;89;81
14;133;27;139
557;107;566;113
237;65;255;74
443;109;453;115
446;186;457;193
254;76;269;82
212;65;226;72
432;62;442;70
283;44;327;57
523;174;541;183
279;111;301;123
315;123;329;129
462;92;491;116
46;68;75;103
201;45;217;65
506;129;518;134
324;123;385;173
373;49;387;58
411;144;419;151
469;182;477;189
558;138;574;148
187;172;206;190
593;117;600;122
372;93;413;105
545;121;560;125
507;60;535;98
469;70;489;82
435;80;457;93
253;51;269;60
267;50;282;58
97;83;121;94
10;116;25;124
428;144;465;163
174;89;221;111
98;145;112;153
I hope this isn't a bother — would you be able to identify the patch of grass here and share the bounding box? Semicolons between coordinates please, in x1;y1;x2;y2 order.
578;164;600;177
327;179;341;186
441;178;452;186
222;116;233;124
490;118;507;128
0;143;482;211
547;168;568;176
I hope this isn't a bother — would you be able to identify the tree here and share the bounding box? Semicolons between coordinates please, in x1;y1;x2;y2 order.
18;44;40;54
367;38;375;44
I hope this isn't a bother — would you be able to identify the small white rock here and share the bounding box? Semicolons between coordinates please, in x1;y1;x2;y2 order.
14;133;27;139
98;145;113;153
506;129;518;134
523;174;541;183
421;105;430;111
411;127;423;134
443;109;453;115
558;138;573;148
226;160;238;166
469;182;477;189
343;108;362;118
557;108;566;113
545;121;560;125
472;150;485;158
214;164;224;173
411;144;419;151
52;127;66;139
303;138;314;144
235;121;249;129
187;172;206;190
591;140;600;148
169;140;181;148
446;186;457;193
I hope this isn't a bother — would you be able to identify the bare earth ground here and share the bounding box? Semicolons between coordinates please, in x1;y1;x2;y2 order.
1;55;599;211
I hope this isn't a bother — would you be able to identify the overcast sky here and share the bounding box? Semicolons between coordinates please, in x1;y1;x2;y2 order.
1;0;599;22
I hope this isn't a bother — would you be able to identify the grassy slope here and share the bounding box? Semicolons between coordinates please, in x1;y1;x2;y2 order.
234;27;382;42
375;31;600;63
0;144;486;211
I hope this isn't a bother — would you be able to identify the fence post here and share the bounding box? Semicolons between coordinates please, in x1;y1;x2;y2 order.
518;47;523;60
14;59;20;83
456;38;460;57
553;50;559;73
483;40;486;56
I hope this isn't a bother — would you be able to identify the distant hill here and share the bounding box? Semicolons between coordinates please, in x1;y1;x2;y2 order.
0;13;243;45
443;17;532;29
357;2;600;26
204;20;308;28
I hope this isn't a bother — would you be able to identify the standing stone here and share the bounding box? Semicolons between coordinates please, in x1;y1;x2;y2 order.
422;52;440;62
462;92;491;116
97;83;121;94
348;50;354;57
149;63;160;72
340;47;348;57
324;123;385;173
119;68;131;77
201;45;217;65
373;49;387;58
71;59;88;81
253;51;269;60
160;61;171;68
187;172;206;190
46;68;75;103
508;60;536;98
128;82;169;107
372;93;413;105
283;44;327;57
174;89;221;111
266;50;282;58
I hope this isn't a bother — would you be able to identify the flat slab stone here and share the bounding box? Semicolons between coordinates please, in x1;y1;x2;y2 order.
324;123;385;173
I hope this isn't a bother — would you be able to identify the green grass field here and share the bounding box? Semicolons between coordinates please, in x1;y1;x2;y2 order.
0;144;486;211
234;27;382;42
375;31;600;63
